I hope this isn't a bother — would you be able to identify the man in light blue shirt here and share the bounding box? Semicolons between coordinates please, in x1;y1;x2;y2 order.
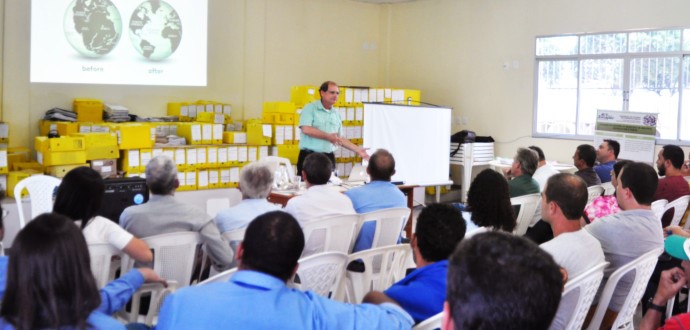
156;211;413;329
297;81;369;174
214;162;280;234
594;139;619;183
345;149;407;252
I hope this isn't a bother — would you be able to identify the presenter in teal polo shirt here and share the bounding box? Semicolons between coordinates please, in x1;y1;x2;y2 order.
297;81;370;174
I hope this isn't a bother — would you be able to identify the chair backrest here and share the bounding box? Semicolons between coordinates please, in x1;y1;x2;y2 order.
510;193;541;236
357;207;410;251
601;182;616;196
301;214;360;257
15;175;61;228
121;232;203;288
587;185;605;205
290;251;348;298
222;227;247;242
651;199;668;221
559;262;608;330
262;156;296;186
344;244;410;303
118;280;178;326
666;195;690;228
413;311;443;330
87;243;122;288
585;248;663;330
197;267;238;286
206;198;230;218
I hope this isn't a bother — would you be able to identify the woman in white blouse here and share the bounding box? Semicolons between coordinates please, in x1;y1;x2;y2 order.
53;167;152;262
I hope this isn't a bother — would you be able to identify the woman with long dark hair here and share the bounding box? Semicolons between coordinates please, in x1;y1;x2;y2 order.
53;167;152;262
465;169;516;234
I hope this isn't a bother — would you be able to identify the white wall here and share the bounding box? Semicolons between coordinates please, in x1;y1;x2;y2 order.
384;0;690;162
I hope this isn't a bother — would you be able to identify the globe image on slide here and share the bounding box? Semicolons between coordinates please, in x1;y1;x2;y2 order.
63;0;122;58
129;0;182;61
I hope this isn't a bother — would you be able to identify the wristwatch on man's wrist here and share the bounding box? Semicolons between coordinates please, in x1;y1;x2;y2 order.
647;297;666;313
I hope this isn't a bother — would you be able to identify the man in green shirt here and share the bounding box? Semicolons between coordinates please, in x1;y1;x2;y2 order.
297;81;369;174
504;147;540;197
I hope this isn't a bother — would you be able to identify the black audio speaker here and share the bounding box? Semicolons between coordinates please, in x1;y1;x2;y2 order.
98;177;149;223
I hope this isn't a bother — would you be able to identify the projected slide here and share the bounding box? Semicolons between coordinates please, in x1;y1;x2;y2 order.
31;0;207;86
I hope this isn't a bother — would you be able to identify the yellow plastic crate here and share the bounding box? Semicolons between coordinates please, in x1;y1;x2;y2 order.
46;163;89;178
197;169;209;190
0;149;7;174
196;112;225;124
8;170;42;198
222;131;247;144
205;146;218;168
35;136;85;153
196;147;207;167
177;123;202;145
246;119;271;146
167;102;191;121
277;144;300;165
201;124;213;144
73;98;104;123
37;150;87;166
116;124;152;150
14;161;44;173
8;147;31;171
290;86;318;108
119;149;141;172
208;168;220;188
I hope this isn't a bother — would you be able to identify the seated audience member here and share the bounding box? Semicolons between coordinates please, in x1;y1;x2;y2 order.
504;147;540;197
655;145;690;227
573;144;602;187
214;161;280;234
345;149;406;252
640;235;690;329
155;211;414;329
585;162;664;329
465;169;515;236
53;167;152;263
120;155;234;271
540;173;605;330
442;231;563;330
0;213;165;329
584;160;632;223
594;139;620;183
0;202;6;298
284;153;356;225
363;204;466;324
529;145;560;191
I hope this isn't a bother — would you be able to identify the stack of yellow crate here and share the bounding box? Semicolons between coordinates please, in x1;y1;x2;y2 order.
34;136;87;178
73;98;104;123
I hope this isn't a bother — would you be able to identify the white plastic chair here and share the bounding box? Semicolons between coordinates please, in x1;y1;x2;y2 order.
557;262;608;330
118;280;178;326
601;182;616;196
665;195;690;227
510;193;541;236
197;267;238;286
87;243;122;288
586;248;663;330
587;185;605;205
289;252;348;299
14;175;61;228
262;156;296;186
121;232;203;288
342;244;411;303
355;207;410;252
413;311;443;330
301;214;359;257
652;199;669;222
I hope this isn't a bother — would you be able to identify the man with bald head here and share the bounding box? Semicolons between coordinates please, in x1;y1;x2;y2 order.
345;149;407;252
